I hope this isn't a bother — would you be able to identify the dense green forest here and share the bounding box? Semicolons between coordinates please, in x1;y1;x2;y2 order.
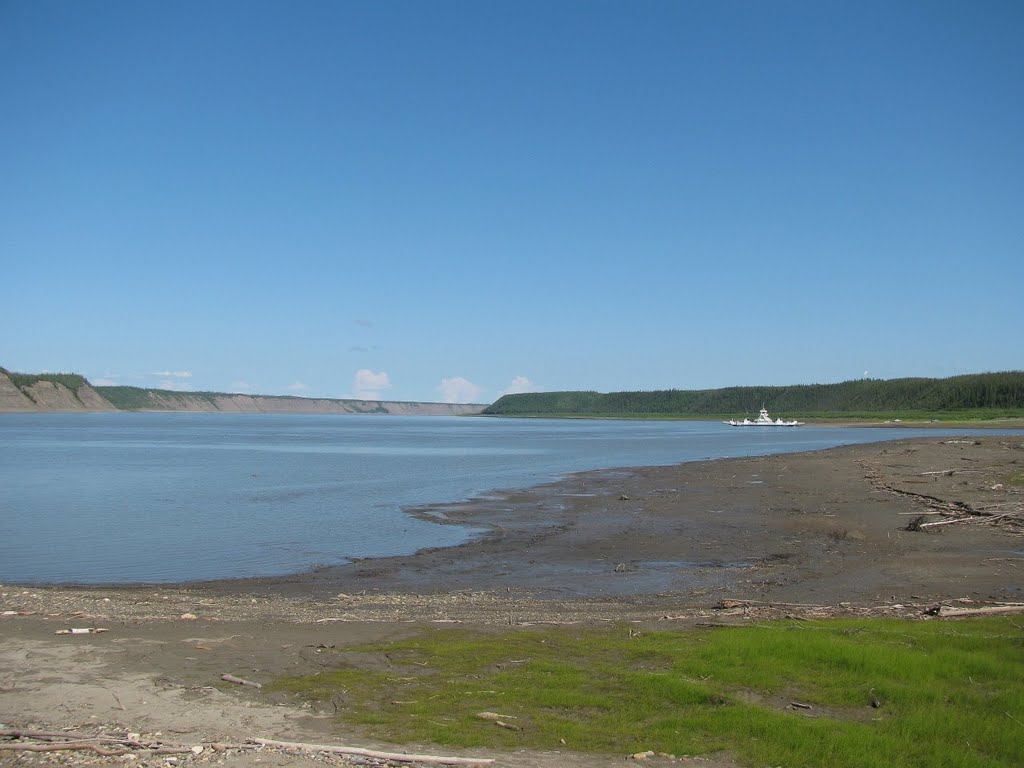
483;372;1024;420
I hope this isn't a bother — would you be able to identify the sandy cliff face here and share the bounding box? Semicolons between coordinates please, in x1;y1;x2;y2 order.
144;392;221;411
210;394;373;414
0;373;119;412
23;381;85;410
0;373;37;411
68;384;118;410
150;392;486;415
382;401;485;416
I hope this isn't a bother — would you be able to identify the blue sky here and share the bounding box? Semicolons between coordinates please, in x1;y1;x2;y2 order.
2;1;1022;403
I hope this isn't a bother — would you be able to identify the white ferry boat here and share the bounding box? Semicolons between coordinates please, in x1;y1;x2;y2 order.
725;407;803;427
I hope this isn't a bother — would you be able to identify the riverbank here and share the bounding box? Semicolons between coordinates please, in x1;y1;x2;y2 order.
2;435;1022;767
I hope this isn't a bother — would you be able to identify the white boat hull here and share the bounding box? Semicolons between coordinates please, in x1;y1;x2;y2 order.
724;407;803;427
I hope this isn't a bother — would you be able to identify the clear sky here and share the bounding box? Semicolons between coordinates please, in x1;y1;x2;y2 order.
2;1;1022;404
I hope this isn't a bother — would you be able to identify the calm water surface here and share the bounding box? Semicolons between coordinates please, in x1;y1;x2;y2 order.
1;413;1019;584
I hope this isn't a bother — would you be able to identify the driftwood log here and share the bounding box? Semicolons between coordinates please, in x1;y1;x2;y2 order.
917;513;1012;529
933;604;1024;618
221;673;263;688
251;737;495;765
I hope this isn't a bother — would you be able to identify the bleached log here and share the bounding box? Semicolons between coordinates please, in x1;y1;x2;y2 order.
0;729;99;740
250;737;494;765
937;604;1024;618
0;742;125;756
221;673;262;688
918;513;1012;529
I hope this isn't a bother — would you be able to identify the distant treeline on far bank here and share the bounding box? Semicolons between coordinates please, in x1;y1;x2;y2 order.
483;372;1024;421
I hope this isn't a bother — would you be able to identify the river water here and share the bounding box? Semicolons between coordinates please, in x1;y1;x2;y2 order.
1;413;1019;585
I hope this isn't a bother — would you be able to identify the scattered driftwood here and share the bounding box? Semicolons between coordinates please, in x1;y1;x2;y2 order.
1;730;494;765
221;673;262;688
0;742;128;756
860;457;1024;535
716;598;825;610
0;742;192;756
716;599;748;609
0;730;193;756
250;738;494;765
917;513;1013;530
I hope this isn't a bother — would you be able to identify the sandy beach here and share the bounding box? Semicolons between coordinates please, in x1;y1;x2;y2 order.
2;434;1022;767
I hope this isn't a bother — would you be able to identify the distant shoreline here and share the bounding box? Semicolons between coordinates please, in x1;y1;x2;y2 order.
0;368;487;415
477;412;1024;429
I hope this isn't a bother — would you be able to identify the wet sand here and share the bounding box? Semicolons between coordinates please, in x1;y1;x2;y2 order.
207;433;1024;609
2;435;1023;767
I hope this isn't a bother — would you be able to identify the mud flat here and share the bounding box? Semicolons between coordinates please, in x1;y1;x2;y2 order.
2;435;1023;767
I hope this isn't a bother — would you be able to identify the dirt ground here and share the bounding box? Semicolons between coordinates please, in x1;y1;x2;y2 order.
2;435;1022;767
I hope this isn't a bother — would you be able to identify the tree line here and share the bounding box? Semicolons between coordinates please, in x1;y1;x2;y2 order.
483;372;1024;419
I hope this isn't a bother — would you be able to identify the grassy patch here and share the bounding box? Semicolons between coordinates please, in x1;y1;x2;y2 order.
270;618;1024;767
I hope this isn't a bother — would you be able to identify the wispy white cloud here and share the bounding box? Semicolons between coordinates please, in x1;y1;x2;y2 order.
355;319;375;328
230;381;253;393
500;376;540;396
353;369;391;400
158;379;192;391
148;370;193;390
285;382;311;393
438;376;482;404
92;377;119;387
153;370;192;379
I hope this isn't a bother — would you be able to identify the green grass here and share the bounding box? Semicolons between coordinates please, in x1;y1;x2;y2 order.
269;618;1024;767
